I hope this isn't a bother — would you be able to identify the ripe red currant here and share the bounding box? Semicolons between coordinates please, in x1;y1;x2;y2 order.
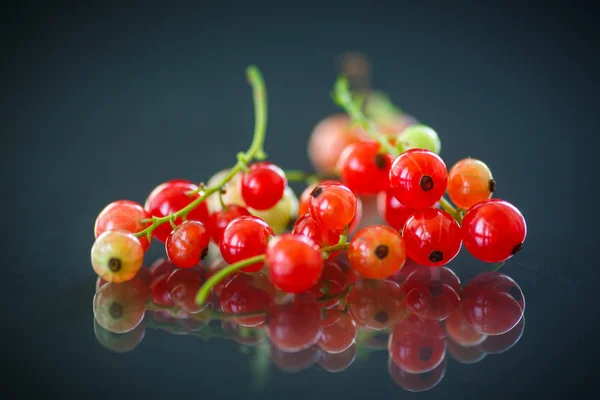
266;234;324;293
91;230;144;283
448;158;495;209
462;199;527;263
207;205;251;244
337;141;393;195
144;179;210;242
240;162;287;210
318;309;357;354
389;149;448;210
292;213;341;248
267;295;323;352
348;225;407;279
165;220;210;268
347;280;406;330
377;190;416;231
94;200;151;251
309;181;357;231
220;272;275;327
220;216;273;272
402;208;462;267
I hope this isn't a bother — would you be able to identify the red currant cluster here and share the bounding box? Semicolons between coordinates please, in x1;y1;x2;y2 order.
94;255;524;393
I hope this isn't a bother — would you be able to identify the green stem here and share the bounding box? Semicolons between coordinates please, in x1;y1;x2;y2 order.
135;65;268;239
195;255;266;306
332;77;398;156
317;283;354;303
438;197;463;223
284;170;326;185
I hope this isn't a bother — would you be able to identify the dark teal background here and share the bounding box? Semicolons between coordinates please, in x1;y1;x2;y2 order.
1;1;597;398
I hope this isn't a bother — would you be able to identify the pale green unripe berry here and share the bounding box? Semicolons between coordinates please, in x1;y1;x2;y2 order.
397;124;441;154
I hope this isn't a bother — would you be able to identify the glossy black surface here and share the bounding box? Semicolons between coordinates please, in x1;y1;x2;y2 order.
2;2;597;398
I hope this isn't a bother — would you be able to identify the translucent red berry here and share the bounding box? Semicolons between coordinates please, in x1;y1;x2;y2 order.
91;230;144;283
207;205;251;244
318;309;357;354
220;216;273;272
461;290;523;336
298;183;318;217
94;200;152;251
347;280;406;330
292;213;341;248
377;190;416;231
348;225;407;279
448;158;495;209
240;162;287;210
144;179;210;242
266;234;324;293
220;272;275;327
461;199;527;263
309;181;357;231
165;220;210;269
389;149;448;210
150;273;175;307
337;141;393;195
402;208;462;267
267;295;323;352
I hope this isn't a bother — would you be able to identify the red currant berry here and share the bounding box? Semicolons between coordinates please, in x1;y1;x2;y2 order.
388;357;446;392
337;141;393;195
144;179;210;242
298;183;318;217
389;318;447;374
462;199;527;263
240;162;287;210
309;181;357;231
462;271;525;311
448;158;495;209
389;149;448;210
267;295;323;352
476;316;524;354
444;307;487;347
220;216;273;272
348;225;407;280
93;282;146;334
220;273;275;327
207;205;251;244
377;190;416;231
347;280;406;330
402;208;462;267
318;309;357;354
94;200;152;251
266;234;324;293
91;230;144;283
292;213;341;248
165;220;210;269
318;345;356;373
167;268;205;313
308;260;350;309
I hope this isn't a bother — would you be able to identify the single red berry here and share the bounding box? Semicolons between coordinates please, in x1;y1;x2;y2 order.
389;149;448;210
318;345;357;373
220;273;275;327
144;179;210;243
388;357;446;392
308;260;350;309
220;216;273;272
337;141;393;195
448;158;495;209
94;200;152;251
298;182;318;217
166;268;204;313
267;295;323;352
165;220;210;268
402;208;462;267
377;190;416;231
348;225;407;279
309;181;357;231
266;234;324;293
207;205;251;244
461;199;527;263
347;280;406;330
292;213;341;248
240;162;287;210
318;309;357;354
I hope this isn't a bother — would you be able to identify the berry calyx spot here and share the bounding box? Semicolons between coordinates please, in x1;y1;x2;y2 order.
374;244;389;259
108;258;122;272
374;311;389;324
310;186;323;198
428;251;443;263
420;175;434;191
374;153;388;169
489;179;496;193
109;302;124;319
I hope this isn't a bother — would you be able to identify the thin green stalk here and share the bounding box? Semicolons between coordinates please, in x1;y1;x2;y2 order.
438;197;463;223
135;65;268;241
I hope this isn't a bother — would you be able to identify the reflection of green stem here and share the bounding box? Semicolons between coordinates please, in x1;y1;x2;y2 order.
317;284;354;303
250;343;270;391
491;262;505;272
134;66;268;242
